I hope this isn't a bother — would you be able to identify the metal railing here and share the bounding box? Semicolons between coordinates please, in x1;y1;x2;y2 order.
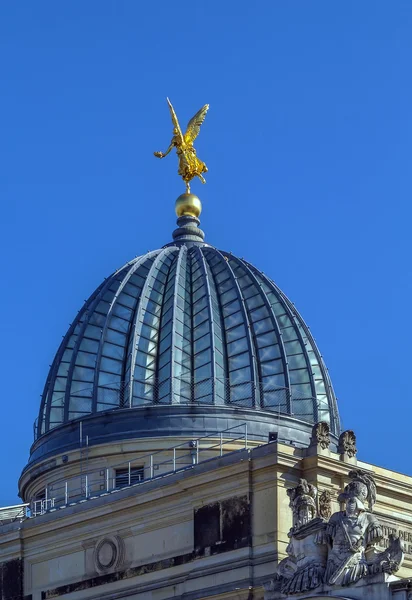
35;376;337;439
30;423;249;517
0;504;29;524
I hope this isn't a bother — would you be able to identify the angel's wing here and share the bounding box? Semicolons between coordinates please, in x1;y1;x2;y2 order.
167;98;183;141
184;104;209;145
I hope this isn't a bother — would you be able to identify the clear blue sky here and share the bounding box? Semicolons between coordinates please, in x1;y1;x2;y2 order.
0;2;411;506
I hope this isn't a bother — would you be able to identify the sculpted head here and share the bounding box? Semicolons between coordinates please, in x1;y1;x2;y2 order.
339;480;368;513
288;479;318;528
296;496;317;525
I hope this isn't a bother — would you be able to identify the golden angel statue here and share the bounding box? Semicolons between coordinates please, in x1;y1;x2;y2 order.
154;98;209;193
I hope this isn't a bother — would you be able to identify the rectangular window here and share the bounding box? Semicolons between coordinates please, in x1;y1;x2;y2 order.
115;466;145;488
194;495;250;556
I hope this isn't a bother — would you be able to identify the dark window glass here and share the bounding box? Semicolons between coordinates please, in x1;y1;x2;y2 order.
100;357;123;375
113;302;133;320
70;381;93;396
84;324;102;340
226;324;246;342
106;329;127;345
224;311;243;329
194;348;211;367
284;340;301;355
194;320;209;340
69;397;92;413
195;362;212;380
282;327;298;342
230;366;251;384
261;359;284;376
254;317;274;335
289;369;311;385
259;344;282;362
101;342;124;360
256;331;277;348
99;372;121;387
75;351;97;368
227;337;248;357
262;374;285;389
194;333;210;354
72;366;95;382
89;312;106;327
288;354;307;369
80;338;99;353
222;300;241;317
115;467;145;488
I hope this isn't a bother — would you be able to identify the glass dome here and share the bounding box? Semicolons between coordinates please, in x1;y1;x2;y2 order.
38;243;340;438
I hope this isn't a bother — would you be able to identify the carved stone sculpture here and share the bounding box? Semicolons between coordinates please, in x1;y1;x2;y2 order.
325;469;403;586
265;469;403;598
338;430;357;458
287;479;318;529
319;490;332;520
273;480;328;595
310;421;331;450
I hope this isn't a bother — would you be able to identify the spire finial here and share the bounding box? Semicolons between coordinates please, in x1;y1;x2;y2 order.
175;192;202;219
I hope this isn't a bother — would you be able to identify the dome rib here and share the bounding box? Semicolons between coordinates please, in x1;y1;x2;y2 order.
255;268;318;419
169;245;186;402
128;248;176;407
201;250;228;406
91;250;160;412
226;254;291;412
247;263;338;433
62;271;122;426
39;279;108;435
270;276;340;433
204;248;259;408
153;249;180;404
65;265;132;422
197;247;217;394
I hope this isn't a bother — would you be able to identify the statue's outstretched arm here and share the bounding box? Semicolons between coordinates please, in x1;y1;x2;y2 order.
154;140;174;159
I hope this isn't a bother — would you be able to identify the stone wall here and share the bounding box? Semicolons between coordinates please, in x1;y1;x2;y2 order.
1;440;412;599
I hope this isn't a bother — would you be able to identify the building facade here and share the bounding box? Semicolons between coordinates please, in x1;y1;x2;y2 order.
1;193;411;600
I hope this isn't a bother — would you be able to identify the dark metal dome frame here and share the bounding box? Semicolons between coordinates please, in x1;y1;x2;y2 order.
37;237;340;444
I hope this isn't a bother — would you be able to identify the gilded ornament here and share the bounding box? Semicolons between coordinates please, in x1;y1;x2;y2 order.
154;98;209;193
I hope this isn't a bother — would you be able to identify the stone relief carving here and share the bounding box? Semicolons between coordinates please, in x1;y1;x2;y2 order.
265;469;403;597
318;490;332;520
325;470;381;586
287;479;318;528
338;430;357;458
271;479;328;595
310;422;331;450
94;535;125;575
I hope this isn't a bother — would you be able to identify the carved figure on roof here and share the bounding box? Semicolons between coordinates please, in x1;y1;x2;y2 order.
264;470;403;598
154;98;209;193
273;480;328;595
325;469;402;586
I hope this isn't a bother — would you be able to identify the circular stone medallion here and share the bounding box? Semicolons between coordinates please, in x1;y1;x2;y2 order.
94;536;124;574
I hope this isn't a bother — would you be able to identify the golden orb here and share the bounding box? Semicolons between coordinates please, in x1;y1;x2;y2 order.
175;193;202;218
